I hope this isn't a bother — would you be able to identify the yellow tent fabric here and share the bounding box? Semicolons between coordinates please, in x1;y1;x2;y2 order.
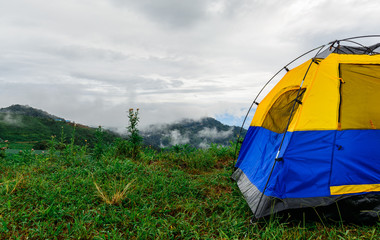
251;53;380;132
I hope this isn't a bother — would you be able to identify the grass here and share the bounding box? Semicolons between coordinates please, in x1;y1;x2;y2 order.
93;176;135;206
0;142;379;239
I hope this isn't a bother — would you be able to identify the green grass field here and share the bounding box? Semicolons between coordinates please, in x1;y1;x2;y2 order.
0;140;379;239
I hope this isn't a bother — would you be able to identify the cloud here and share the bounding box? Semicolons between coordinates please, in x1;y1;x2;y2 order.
198;141;209;149
168;130;190;145
55;45;129;62
196;127;234;148
111;0;211;29
197;127;233;140
0;113;23;127
2;0;380;130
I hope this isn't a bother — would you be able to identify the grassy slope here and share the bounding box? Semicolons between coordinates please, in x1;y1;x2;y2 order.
0;144;379;239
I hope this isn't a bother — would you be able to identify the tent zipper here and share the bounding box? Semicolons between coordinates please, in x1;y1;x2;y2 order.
338;65;343;130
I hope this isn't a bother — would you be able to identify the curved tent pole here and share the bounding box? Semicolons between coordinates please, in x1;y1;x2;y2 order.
336;34;380;43
342;40;370;50
234;35;380;165
233;44;326;162
252;44;327;219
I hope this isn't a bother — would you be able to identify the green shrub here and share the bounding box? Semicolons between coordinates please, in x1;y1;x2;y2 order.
113;138;129;158
92;126;105;160
127;108;143;160
32;140;49;150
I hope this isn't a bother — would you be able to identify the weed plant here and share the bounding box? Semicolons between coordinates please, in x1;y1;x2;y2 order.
127;108;143;160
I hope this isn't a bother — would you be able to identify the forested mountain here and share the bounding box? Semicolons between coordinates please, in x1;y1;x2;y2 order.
142;117;246;148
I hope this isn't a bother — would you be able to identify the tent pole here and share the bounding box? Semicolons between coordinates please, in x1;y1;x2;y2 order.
233;45;327;166
252;44;326;219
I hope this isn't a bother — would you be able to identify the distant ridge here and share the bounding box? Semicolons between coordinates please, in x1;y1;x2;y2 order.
0;104;65;121
142;117;246;148
0;104;246;149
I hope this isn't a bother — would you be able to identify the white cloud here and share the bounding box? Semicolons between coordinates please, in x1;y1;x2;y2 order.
1;0;380;129
0;113;23;127
197;127;233;140
168;130;190;145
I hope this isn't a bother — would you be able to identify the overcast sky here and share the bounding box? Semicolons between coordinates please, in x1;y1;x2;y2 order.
1;0;380;131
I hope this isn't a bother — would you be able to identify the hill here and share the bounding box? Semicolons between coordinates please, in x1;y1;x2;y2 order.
0;104;246;149
0;104;119;149
142;117;246;148
0;104;64;121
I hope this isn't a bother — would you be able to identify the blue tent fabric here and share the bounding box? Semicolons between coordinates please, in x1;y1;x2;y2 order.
234;127;380;218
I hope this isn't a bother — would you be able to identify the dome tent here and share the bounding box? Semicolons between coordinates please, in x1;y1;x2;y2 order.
233;36;380;220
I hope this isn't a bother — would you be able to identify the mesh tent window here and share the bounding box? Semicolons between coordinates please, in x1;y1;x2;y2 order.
262;88;306;133
340;64;380;130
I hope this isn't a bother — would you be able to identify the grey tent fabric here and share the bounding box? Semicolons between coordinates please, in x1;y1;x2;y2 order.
316;43;380;59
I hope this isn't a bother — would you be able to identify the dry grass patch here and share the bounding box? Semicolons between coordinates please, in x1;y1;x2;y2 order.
93;178;135;205
0;174;25;194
